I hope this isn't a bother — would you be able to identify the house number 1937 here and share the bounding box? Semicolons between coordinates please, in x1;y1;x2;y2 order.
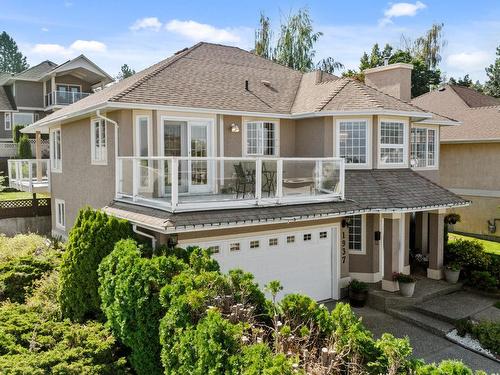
341;231;347;264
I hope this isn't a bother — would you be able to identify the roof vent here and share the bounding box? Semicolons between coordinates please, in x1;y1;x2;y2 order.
174;47;188;55
245;80;249;91
438;86;446;91
261;79;271;87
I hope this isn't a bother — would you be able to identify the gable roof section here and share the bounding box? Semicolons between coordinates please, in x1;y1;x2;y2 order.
450;85;500;108
0;86;14;111
412;85;500;142
13;61;58;81
25;42;456;131
103;169;468;232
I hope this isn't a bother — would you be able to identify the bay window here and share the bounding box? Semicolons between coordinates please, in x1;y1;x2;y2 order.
50;128;62;172
337;119;369;166
379;120;407;166
245;121;278;156
411;127;437;168
91;118;107;164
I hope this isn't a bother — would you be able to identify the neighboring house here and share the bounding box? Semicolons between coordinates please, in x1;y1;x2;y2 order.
18;43;467;299
0;55;112;159
412;85;500;241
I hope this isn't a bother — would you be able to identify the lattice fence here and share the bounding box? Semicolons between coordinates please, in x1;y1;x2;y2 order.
0;198;51;219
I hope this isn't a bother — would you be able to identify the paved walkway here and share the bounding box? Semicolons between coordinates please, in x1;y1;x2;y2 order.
352;306;499;373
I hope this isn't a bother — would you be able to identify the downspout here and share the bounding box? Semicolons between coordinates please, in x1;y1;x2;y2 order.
132;224;157;250
96;110;120;198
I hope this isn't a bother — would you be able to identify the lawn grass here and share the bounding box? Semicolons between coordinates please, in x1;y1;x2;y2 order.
0;191;50;201
449;233;500;256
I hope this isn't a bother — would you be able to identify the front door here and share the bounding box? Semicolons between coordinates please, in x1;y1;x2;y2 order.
162;118;212;195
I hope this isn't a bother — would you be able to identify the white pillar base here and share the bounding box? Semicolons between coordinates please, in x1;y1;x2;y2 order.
382;279;399;292
402;265;411;275
427;268;443;280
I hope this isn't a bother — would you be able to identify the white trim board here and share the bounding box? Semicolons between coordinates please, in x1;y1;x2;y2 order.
450;188;500;198
349;272;383;283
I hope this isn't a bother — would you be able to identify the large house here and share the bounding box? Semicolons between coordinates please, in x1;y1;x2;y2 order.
0;55;112;159
412;85;500;241
18;43;468;299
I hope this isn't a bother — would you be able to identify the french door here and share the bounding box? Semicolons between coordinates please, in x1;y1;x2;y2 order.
161;118;212;195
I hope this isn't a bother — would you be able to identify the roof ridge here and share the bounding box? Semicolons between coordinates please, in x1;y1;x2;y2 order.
315;78;351;111
110;42;204;102
352;80;384;108
448;85;474;108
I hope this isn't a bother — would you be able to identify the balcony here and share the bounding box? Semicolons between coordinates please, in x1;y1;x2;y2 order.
116;156;345;212
45;90;90;107
8;159;50;193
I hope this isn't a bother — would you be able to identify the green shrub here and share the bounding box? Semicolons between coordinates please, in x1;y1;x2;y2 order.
17;134;32;159
468;271;498;292
0;302;130;374
25;270;61;320
488;253;500;281
471;321;500;355
455;318;474;337
58;207;133;321
369;333;420;374
417;359;480;374
98;239;187;375
0;256;53;303
0;233;55;263
240;343;298;375
279;294;332;337
12;124;24;144
446;239;491;275
349;278;369;292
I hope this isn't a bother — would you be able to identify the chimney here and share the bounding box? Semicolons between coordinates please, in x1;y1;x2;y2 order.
364;63;413;102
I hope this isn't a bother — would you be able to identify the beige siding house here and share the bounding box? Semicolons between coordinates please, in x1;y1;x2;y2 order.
412;85;500;240
20;43;467;299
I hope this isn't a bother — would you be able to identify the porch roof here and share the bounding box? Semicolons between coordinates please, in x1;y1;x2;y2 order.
103;169;469;232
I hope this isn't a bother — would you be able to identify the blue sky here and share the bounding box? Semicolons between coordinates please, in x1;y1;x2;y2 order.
1;0;499;82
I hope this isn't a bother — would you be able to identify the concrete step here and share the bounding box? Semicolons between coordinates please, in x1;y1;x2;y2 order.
387;308;455;337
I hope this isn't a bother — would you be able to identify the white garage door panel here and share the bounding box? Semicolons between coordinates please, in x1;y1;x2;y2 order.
190;226;339;301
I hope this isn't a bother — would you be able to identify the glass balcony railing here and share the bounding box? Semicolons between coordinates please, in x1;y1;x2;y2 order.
45;90;90;107
116;156;345;212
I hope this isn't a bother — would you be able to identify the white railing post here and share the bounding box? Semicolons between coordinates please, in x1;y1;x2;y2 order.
255;158;262;204
276;159;283;203
132;157;138;202
339;158;345;200
28;161;33;192
171;159;178;210
7;160;12;189
115;157;122;198
47;160;51;191
16;161;21;190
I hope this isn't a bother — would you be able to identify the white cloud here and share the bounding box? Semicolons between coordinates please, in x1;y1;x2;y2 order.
30;40;107;58
130;17;162;32
70;40;107;52
446;51;491;70
165;19;241;43
380;1;426;26
41;27;49;32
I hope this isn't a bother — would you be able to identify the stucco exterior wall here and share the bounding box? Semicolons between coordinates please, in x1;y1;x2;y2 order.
14;80;44;108
449;195;500;238
349;214;380;274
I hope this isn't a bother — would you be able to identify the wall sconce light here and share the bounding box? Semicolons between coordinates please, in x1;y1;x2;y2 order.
341;218;352;228
374;231;381;241
231;123;240;133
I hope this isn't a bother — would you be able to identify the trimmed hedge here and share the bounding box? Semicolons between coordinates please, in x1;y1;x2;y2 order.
59;207;133;321
98;239;187;375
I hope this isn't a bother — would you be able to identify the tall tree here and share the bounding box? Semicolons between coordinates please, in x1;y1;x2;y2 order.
484;46;500;98
316;57;344;74
0;31;28;73
254;12;273;60
448;74;473;87
403;23;446;69
116;64;136;81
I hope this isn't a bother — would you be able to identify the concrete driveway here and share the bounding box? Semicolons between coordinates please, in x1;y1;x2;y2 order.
352;306;499;374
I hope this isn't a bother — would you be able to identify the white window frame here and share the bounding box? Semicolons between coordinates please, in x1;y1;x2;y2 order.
348;214;366;255
12;112;34;127
335;118;371;169
4;112;11;131
90;118;107;165
50;127;62;173
135;114;153;192
378;118;409;168
55;199;66;230
410;125;439;170
243;120;280;156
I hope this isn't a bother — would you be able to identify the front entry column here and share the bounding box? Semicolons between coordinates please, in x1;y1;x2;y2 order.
382;216;400;292
427;211;445;280
415;212;429;255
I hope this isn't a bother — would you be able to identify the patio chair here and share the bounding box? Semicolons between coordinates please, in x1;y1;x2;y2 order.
234;162;255;198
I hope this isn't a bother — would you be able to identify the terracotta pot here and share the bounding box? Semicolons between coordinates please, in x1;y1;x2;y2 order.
399;281;416;297
349;290;368;307
445;268;460;284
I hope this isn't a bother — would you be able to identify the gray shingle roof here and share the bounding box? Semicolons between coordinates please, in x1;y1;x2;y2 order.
13;61;57;81
0;86;14;111
103;169;468;231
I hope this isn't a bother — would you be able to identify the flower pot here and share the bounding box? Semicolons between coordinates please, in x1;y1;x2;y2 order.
398;281;416;297
349;290;368;307
445;268;460;284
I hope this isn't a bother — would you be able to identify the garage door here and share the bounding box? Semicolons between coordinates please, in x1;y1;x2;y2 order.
188;226;340;301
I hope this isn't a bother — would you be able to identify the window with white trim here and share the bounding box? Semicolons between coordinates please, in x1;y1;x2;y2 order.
91;118;107;164
348;215;363;253
380;121;406;165
50;128;62;172
411;127;437;168
55;199;66;230
12;112;34;126
269;238;278;246
136;115;152;189
4;113;11;131
250;240;260;249
338;120;368;164
245;121;278;156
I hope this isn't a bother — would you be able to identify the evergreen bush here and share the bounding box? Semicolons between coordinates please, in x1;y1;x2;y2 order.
58;207;132;321
17;134;32;159
12;124;24;144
